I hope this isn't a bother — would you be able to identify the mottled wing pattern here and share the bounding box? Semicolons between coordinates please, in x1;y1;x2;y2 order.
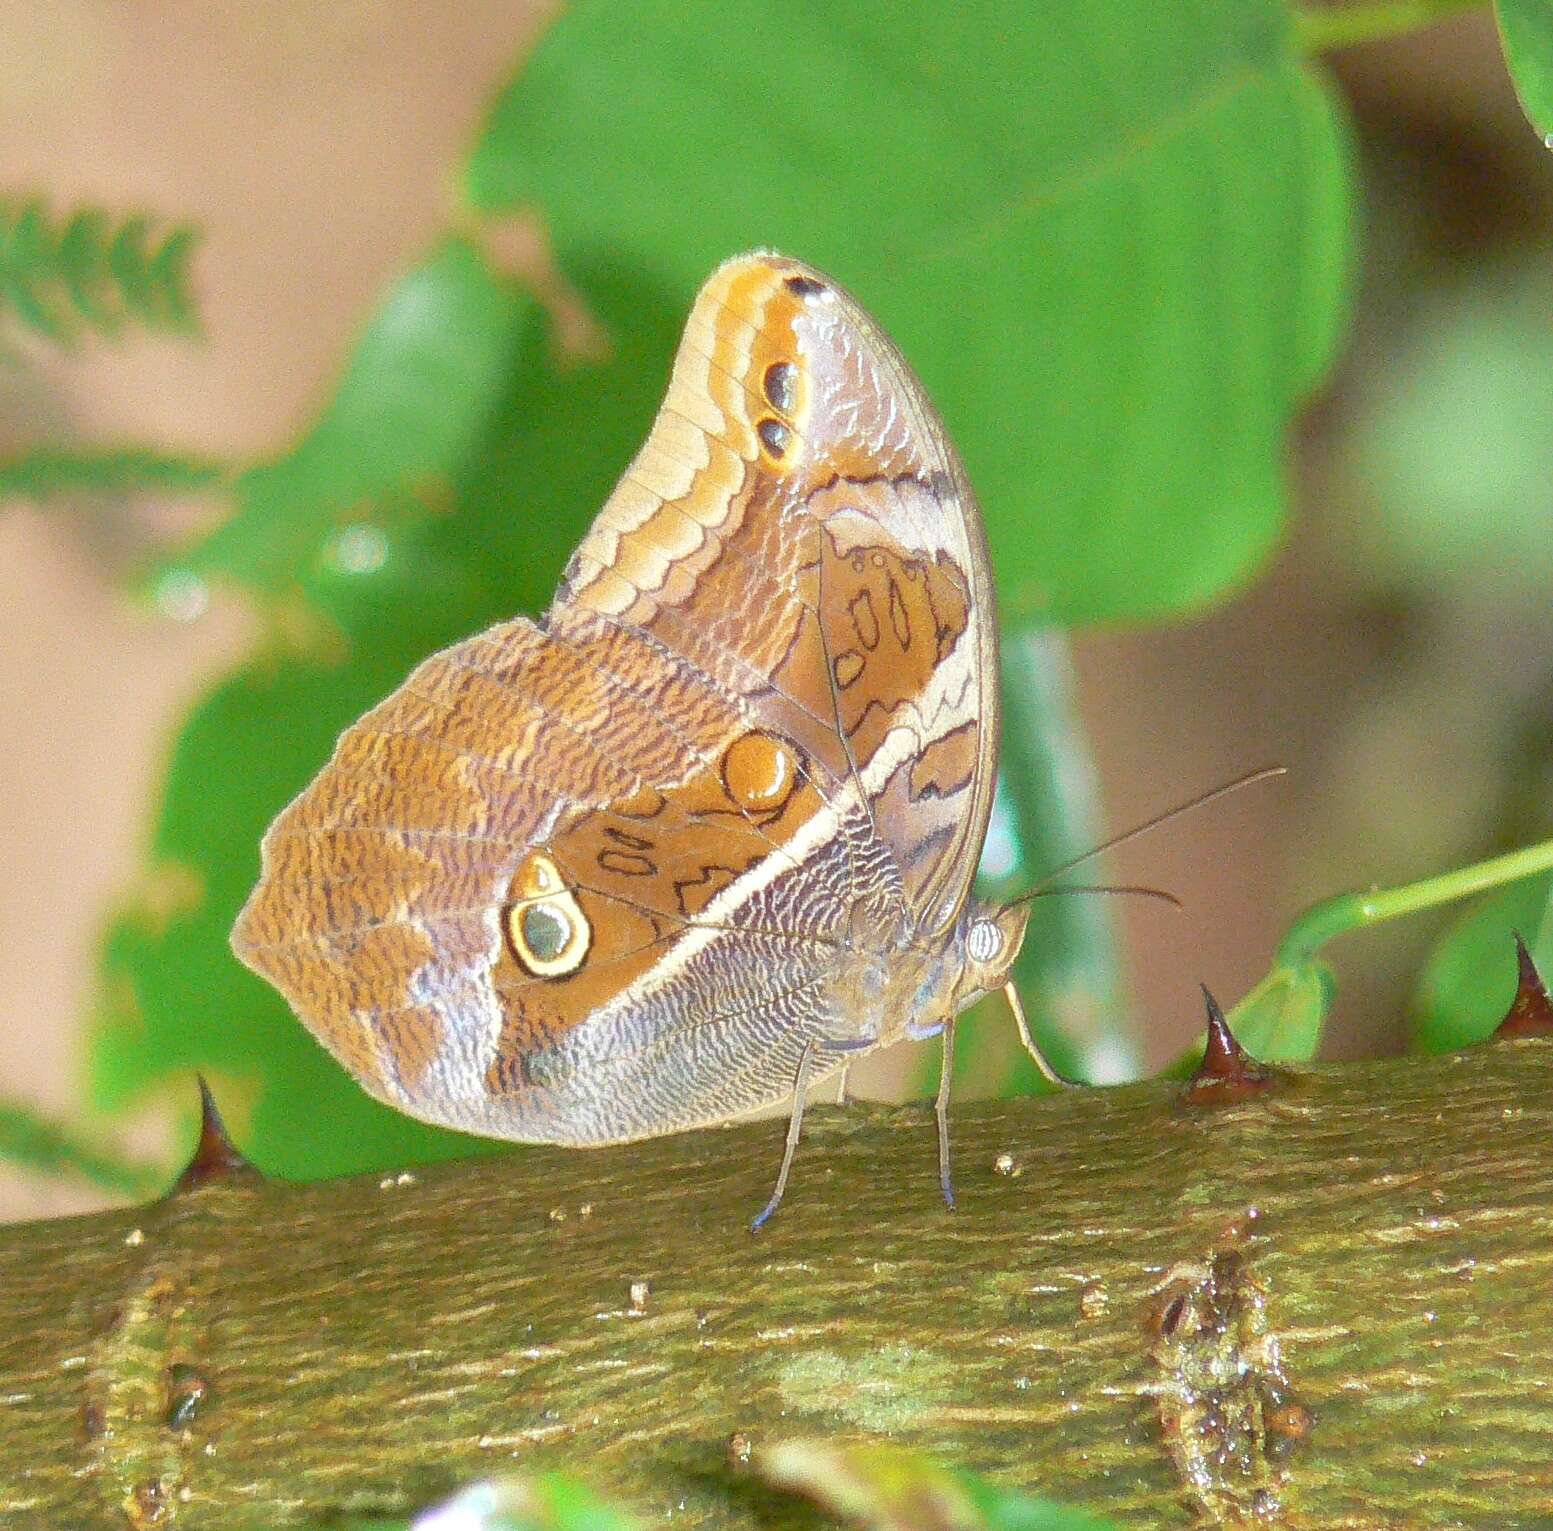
232;253;999;1144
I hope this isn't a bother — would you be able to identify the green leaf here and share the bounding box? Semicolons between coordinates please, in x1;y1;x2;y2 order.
0;197;201;342
160;237;529;598
0;446;225;503
1167;837;1553;1074
760;1440;1119;1531
1496;0;1553;144
467;0;1353;625
1230;957;1335;1063
1412;872;1553;1052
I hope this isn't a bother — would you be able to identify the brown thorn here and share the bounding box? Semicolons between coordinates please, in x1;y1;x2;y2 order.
171;1075;259;1193
1495;933;1553;1040
1185;985;1279;1106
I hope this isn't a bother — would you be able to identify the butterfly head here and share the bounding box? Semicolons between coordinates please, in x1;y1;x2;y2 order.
950;899;1032;1014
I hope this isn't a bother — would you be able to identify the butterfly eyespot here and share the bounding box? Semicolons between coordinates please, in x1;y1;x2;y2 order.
723;731;798;814
757;417;794;460
522;904;572;961
763;361;798;414
506;849;590;977
967;919;1002;964
784;273;825;297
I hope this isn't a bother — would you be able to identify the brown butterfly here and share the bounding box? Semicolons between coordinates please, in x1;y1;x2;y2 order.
232;252;1063;1227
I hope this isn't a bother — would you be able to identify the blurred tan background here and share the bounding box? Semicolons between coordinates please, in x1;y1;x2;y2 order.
3;3;1550;1220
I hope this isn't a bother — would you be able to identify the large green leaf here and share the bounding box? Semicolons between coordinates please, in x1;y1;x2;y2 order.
1497;0;1553;145
467;0;1352;624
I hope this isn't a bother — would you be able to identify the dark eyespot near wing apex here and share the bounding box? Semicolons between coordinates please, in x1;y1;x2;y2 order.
763;361;797;414
784;274;825;298
757;417;794;458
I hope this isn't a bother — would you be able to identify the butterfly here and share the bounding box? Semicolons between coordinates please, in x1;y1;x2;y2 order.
231;252;1063;1227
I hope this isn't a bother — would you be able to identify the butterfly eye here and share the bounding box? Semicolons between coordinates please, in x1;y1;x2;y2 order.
967;919;1002;965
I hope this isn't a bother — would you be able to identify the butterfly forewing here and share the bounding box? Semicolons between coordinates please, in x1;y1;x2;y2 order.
232;253;1000;1144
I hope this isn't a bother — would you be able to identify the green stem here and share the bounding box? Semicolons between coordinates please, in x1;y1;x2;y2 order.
1296;0;1485;53
1278;837;1553;966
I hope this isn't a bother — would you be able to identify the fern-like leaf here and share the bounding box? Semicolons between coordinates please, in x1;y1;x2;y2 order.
0;197;201;342
0;1097;160;1196
0;445;225;501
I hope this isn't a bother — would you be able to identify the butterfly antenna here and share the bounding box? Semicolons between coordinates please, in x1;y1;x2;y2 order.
1010;764;1286;907
1018;882;1183;911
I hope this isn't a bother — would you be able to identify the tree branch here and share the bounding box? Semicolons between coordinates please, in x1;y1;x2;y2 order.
3;1039;1550;1528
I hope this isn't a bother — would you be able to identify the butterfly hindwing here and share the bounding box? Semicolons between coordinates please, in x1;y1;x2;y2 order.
232;254;1000;1142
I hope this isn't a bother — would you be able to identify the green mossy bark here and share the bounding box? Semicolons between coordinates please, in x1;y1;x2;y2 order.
2;1041;1551;1529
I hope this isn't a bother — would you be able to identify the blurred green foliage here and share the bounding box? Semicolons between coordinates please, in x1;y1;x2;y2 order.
1339;257;1553;599
1497;0;1553;142
356;1448;1117;1531
0;1101;158;1198
760;1440;1119;1531
973;630;1133;1091
397;1472;641;1531
80;0;1358;1180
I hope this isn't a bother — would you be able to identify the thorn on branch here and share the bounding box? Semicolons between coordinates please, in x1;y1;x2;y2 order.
1494;934;1553;1040
1184;986;1281;1106
170;1076;260;1194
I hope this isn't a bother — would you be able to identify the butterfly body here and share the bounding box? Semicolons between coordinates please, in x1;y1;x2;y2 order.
233;252;1030;1176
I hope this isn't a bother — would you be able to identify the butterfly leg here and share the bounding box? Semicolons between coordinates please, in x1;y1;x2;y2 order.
833;1063;852;1107
935;1015;957;1211
751;1039;819;1233
1004;981;1073;1088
